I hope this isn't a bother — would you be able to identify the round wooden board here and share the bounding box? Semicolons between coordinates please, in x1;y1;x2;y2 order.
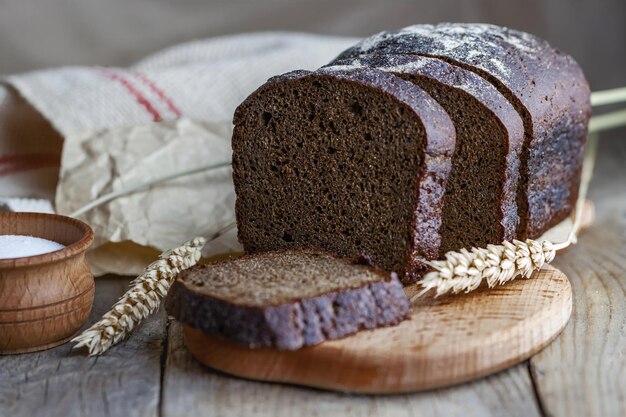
184;265;572;394
184;201;592;393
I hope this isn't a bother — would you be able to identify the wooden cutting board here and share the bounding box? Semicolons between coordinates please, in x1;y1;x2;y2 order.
184;201;593;394
184;265;571;393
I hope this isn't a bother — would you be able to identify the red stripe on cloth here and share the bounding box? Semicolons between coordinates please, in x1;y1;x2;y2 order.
98;67;162;122
132;72;182;118
0;153;60;177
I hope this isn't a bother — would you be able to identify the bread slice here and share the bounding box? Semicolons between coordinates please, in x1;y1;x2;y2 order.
165;250;410;350
232;67;455;281
328;54;524;256
332;23;591;238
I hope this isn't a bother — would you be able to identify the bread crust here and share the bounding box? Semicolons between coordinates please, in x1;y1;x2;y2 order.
165;251;411;350
332;23;591;238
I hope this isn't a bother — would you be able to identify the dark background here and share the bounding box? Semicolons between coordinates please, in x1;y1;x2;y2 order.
0;0;624;90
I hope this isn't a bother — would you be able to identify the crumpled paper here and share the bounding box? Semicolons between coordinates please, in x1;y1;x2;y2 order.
56;118;241;276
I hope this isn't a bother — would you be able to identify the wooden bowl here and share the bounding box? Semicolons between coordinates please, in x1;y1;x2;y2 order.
0;212;95;354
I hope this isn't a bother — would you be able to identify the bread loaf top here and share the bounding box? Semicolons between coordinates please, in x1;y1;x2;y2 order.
236;67;457;157
328;53;524;171
332;22;591;136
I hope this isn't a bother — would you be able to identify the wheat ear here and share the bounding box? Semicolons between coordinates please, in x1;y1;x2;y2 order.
71;237;205;355
414;135;598;300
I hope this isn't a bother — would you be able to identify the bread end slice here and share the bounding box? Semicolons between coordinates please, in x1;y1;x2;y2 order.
165;250;410;350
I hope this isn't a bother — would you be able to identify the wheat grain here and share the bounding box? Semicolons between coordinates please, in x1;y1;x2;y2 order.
71;237;205;355
414;134;598;300
415;239;555;298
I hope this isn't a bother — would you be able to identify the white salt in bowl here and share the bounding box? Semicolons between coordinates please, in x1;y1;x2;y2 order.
0;212;94;354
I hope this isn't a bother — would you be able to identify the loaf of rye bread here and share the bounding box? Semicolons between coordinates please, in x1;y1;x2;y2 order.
232;67;456;279
165;250;410;350
231;23;591;283
331;23;592;238
325;54;524;257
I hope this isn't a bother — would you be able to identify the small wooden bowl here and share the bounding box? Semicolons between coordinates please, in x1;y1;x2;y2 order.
0;212;95;354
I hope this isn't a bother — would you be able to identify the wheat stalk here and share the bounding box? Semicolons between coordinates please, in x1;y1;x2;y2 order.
72;237;206;355
414;134;598;300
70;161;230;217
416;240;556;298
591;86;626;107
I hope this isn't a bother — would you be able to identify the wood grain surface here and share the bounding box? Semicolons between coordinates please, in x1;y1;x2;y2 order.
532;221;626;417
0;276;166;417
0;213;95;354
183;265;572;393
0;139;624;416
530;140;626;417
164;320;543;417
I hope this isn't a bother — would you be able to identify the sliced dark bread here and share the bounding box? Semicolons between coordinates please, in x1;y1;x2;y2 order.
327;54;524;255
165;250;410;350
332;23;591;238
232;67;455;281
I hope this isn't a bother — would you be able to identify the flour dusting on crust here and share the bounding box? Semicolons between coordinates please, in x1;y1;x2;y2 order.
329;53;521;137
341;23;552;82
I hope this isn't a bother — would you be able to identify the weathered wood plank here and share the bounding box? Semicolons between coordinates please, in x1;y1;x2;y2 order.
162;320;541;417
0;276;166;417
532;217;626;417
530;137;626;417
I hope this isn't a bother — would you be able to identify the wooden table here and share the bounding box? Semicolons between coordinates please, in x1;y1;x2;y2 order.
1;137;625;417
